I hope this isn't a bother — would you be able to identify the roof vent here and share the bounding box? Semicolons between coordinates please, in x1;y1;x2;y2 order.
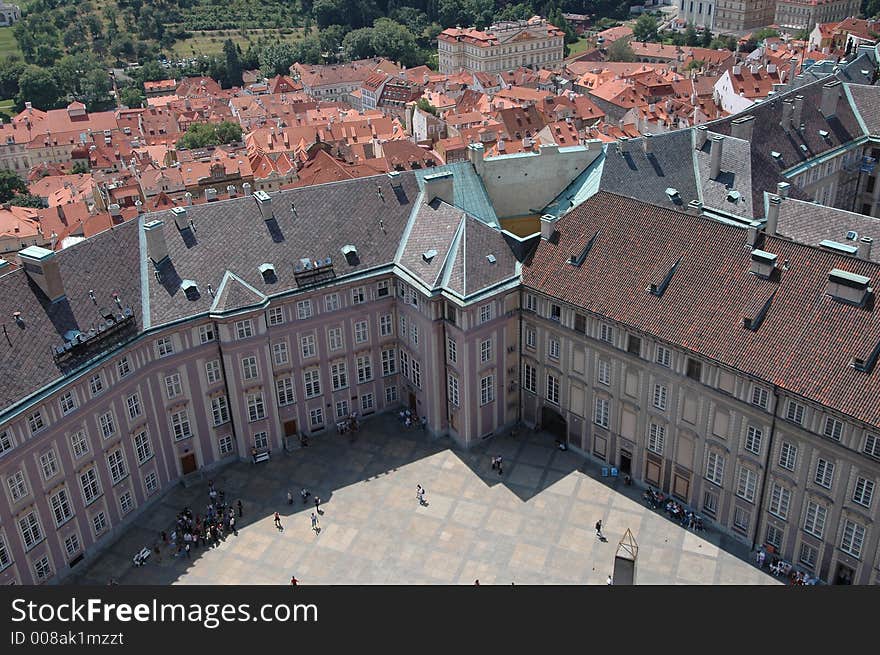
665;187;680;200
819;239;858;255
727;190;741;203
846;230;859;241
341;245;359;265
825;268;872;306
486;254;497;264
770;151;782;161
818;129;829;139
180;279;199;298
799;144;808;154
422;249;438;263
851;340;880;373
750;249;778;279
258;263;276;281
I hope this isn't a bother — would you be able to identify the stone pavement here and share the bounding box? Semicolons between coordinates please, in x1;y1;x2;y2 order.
70;413;778;585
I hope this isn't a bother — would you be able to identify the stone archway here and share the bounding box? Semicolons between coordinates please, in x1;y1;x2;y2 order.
540;406;567;441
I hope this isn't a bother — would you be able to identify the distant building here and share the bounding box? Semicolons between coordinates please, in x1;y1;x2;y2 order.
438;16;565;75
0;2;20;26
677;0;716;30
775;0;861;32
711;0;776;33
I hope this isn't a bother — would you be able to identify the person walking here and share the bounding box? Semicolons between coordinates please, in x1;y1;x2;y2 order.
497;456;503;476
310;512;320;533
237;500;243;518
595;520;603;539
606;575;613;585
290;575;298;586
490;456;497;471
301;488;310;504
230;515;237;536
274;511;282;529
287;490;293;505
314;496;322;514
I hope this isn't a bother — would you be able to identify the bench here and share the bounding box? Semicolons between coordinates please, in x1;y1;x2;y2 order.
253;451;270;464
132;547;151;567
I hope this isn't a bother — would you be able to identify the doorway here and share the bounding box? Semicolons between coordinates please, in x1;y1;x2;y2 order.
540;406;567;441
619;449;632;476
834;563;854;585
180;453;197;475
283;419;298;437
409;392;417;414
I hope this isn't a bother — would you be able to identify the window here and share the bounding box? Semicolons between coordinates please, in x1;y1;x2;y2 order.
379;314;393;337
92;511;107;535
745;426;763;455
199;324;215;343
574;313;586;333
550;304;561;321
247;393;266;422
296;300;313;320
736;467;757;502
479;304;492;324
64;533;80;557
448;375;460;407
399;314;406;338
218;435;235;456
126;393;142;420
160;373;181;400
815;458;834;488
765;525;783;551
525;328;536;350
597;360;610;386
268;306;285;326
34;556;51;581
355;320;369;344
769;483;791;519
80;467;102;505
686;358;702;381
276;376;296;406
206;360;222;384
480;375;494;405
786;401;805;425
300;334;316;359
546;373;560;405
385;385;398;404
351;287;365;304
0;429;13;457
28;411;45;434
377;280;389;297
89;373;105;397
145;471;158;493
235;320;253;339
107;449;128;484
399;351;410;379
706;452;725;486
411;360;421;388
50;489;73;526
864;433;880;459
703;492;718;518
19;512;43;550
626;335;641;356
652;384;668;410
70;430;89;459
840;519;866;558
751;386;769;409
779;442;797;471
853;477;874;508
156;336;174;357
361;393;374;413
117;356;131;378
39;450;58;480
823;417;843;441
309;407;324;428
733;507;750;532
331;361;349;390
594;398;610;428
410;323;419;347
798;543;817;571
253;431;269;450
648;423;665;455
356;355;373;384
523;363;537;394
599;323;613;343
119;491;134;515
7;471;28;501
304;369;321;398
655;346;671;368
548;338;559;360
328;327;344;352
525;294;537;312
803;501;827;538
241;356;259;380
381;349;396;376
211;396;230;426
481;338;493;363
0;535;9;571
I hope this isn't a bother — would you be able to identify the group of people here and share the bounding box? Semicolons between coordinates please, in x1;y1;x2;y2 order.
490;455;504;475
399;409;427;430
663;499;704;531
416;484;428;506
336;411;360;435
642;488;666;509
155;481;241;561
756;550;818;585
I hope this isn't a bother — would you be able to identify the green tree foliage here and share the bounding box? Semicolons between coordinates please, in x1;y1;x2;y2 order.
0;58;26;101
118;86;146;108
342;27;376;60
215;120;243;144
865;0;880;18
416;97;438;115
606;38;636;62
9;193;45;208
16;65;64;111
259;42;298;76
223;38;243;87
176;121;242;149
0;170;28;203
685;24;699;47
633;13;659;43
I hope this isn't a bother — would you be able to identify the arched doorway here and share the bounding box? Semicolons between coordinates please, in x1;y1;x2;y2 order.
541;406;567;441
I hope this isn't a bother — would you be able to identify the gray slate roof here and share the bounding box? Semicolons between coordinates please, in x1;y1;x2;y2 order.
398;198;464;290
775;196;880;262
695;132;756;219
846;83;880;137
443;215;519;298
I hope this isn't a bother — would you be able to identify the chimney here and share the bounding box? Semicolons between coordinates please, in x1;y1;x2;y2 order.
781;100;794;130
858;236;874;260
144;220;168;264
766;194;782;235
170;206;188;230
687;199;703;215
540;214;558;240
242;182;252;195
750;248;778;278
50;231;58;249
792;95;805;130
18;246;65;302
205;187;217;202
135;200;143;214
467;142;485;176
226;185;237;197
695;125;708;150
253;190;273;219
825;268;873;306
767;63;777;74
617;137;630;154
788;58;798;86
776;182;790;198
820;80;841;117
643;133;653;154
731;115;755;141
710;135;724;180
732;64;742;76
746;223;759;249
422;171;455;206
108;203;122;221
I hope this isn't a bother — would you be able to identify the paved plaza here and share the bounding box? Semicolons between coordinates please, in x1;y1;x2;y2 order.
70;414;778;585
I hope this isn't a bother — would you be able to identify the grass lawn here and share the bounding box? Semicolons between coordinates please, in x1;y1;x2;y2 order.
169;28;304;58
567;36;592;58
0;26;21;60
0;98;15;121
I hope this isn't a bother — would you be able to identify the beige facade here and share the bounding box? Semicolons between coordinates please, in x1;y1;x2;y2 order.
713;0;776;33
775;0;861;32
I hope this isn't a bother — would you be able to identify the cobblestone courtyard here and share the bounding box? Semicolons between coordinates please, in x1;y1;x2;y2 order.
71;414;777;585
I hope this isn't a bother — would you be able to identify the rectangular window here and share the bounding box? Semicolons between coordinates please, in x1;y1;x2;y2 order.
39;450;58;480
145;471;159;493
399;314;406;338
525;294;537;312
377;280;389;297
34;556;51;580
351;287;365;304
798;543;817;571
733;507;750;532
480;375;494;406
410;323;419;347
271;341;289;366
823;417;843;441
385;386;398;404
841;520;865;558
523;363;537;394
126;393;142;420
399;351;410;379
331;361;349;390
786;401;805;425
594;397;610;428
335;400;350;419
597;360;610;386
268;306;285;326
253;431;269;449
199;324;215;343
652;384;668;410
779;442;797;471
164;373;182;399
235;320;254;339
648;423;665;454
686;358;702;381
117;357;131;378
156;336;174;357
381;348;397;376
745;426;763;455
324;293;340;312
0;535;9;570
241;356;259;380
211;396;230;426
803;501;827;538
376;314;392;339
853;477;874;508
50;489;73;526
309;407;324;428
751;386;769;409
247;393;266;422
765;524;783;551
296;300;313;320
92;511;107;536
7;470;28;501
205;360;222;384
525;328;536;349
19;512;43;550
134;430;153;464
361;393;374;413
64;533;80;557
119;491;134;515
769;483;791;519
599;323;613;343
706;452;725;486
328;327;344;352
107;449;128;484
170;410;191;441
28;411;45;434
479;304;492;324
70;430;89;459
0;429;11;457
411;360;421;388
574;313;586;333
355;320;369;344
736;467;757;502
59;391;77;415
304;369;321;398
546;373;559;405
481;338;493;363
218;435;234;456
276;377;296;406
655;345;671;368
815;458;834;489
548;338;559;360
626;335;642;356
864;434;880;459
80;467;101;505
702;492;717;518
357;355;373;384
448;375;460;407
300;334;316;359
550;304;561;321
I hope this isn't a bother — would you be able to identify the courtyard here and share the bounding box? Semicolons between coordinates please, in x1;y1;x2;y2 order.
70;413;778;585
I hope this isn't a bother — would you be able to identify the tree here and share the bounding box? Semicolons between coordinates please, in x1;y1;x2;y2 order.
214;121;243;144
633;14;659;43
118;86;146;109
318;24;347;59
312;0;347;29
369;18;421;66
291;36;323;65
685;24;699;47
342;27;376;60
16;65;64;110
8;194;45;208
177;122;219;149
417;97;438;116
0;170;28;203
259;42;298;76
0;58;25;101
223;39;243;87
495;2;534;22
606;38;636;62
71;162;90;175
700;27;713;48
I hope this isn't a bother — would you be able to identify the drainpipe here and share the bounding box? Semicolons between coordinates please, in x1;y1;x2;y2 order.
215;320;240;458
751;384;781;553
440;306;452;440
517;286;524;430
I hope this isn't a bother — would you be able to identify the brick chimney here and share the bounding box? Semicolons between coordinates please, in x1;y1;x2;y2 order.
710;135;724;179
18;246;65;302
